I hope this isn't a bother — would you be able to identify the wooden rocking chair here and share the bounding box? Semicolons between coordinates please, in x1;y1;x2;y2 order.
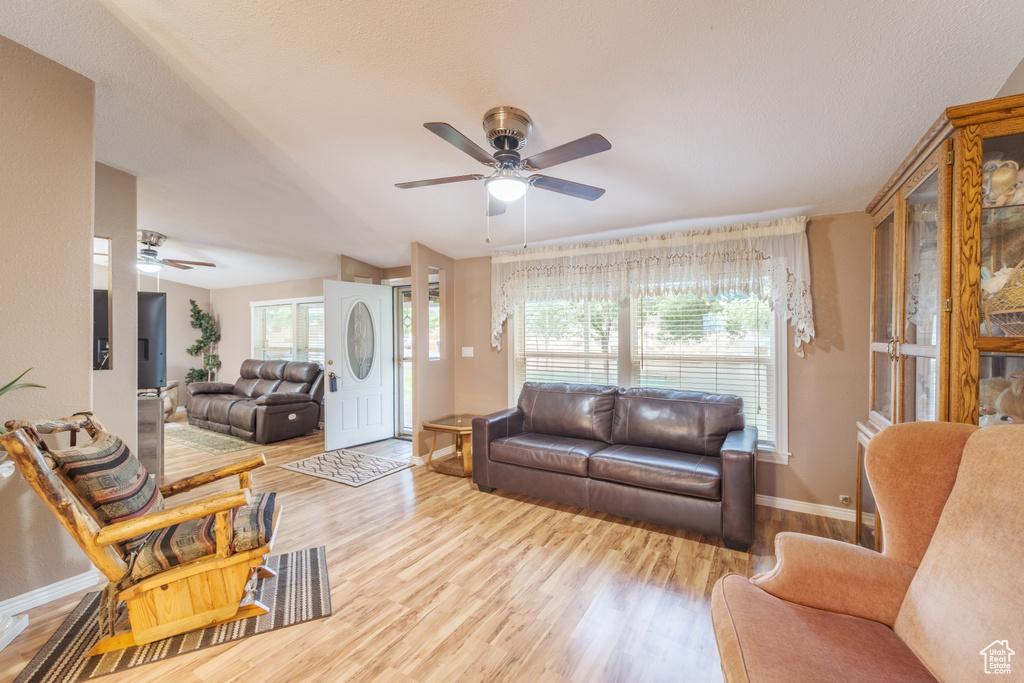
0;413;282;656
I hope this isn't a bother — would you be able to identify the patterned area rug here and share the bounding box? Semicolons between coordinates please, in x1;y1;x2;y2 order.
164;423;255;455
280;448;412;486
14;546;331;683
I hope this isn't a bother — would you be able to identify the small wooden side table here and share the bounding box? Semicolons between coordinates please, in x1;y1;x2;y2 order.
422;414;477;477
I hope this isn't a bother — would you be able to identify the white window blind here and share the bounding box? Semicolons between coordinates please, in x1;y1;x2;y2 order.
633;293;777;448
297;302;325;362
514;300;618;393
252;299;324;362
253;304;293;360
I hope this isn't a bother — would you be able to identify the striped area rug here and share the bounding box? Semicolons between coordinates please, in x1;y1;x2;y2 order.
14;546;331;683
280;448;411;486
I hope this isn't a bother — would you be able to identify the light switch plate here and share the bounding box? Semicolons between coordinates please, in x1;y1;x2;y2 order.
461;347;474;357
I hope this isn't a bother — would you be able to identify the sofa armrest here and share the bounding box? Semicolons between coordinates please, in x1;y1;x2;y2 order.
186;382;235;396
720;426;758;548
472;408;524;489
255;392;314;406
752;532;916;626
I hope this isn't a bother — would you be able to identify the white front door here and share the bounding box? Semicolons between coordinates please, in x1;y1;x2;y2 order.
324;280;395;449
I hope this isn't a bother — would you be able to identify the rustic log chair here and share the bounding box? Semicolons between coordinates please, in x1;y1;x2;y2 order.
0;413;282;656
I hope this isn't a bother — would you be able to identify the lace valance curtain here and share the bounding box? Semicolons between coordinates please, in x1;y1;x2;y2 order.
490;216;815;356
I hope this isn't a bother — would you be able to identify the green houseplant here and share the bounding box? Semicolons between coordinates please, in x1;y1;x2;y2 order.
186;299;222;384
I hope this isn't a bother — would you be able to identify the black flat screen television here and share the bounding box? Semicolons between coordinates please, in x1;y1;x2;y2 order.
92;290;167;389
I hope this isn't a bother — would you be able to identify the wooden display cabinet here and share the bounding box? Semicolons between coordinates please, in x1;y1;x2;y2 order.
859;93;1024;548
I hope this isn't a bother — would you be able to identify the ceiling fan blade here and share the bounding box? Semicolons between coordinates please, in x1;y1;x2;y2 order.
396;174;485;189
160;260;193;270
164;259;216;268
487;195;507;217
522;134;611;170
530;175;606;201
424;123;495;166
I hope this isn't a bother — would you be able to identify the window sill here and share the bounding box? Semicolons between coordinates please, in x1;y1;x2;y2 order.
756;448;790;465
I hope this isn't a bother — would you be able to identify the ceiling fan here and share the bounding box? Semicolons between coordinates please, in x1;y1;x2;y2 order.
396;106;611;215
137;230;216;273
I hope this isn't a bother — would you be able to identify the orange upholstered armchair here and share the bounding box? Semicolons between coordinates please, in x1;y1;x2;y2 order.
711;422;1023;682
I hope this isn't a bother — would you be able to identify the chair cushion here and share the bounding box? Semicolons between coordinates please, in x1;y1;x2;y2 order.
712;574;937;683
517;382;617;442
589;444;722;500
489;432;607;476
50;431;165;554
612;387;745;455
131;492;276;581
893;425;1024;682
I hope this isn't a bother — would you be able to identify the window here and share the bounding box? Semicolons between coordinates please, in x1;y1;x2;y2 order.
513;292;787;456
634;293;779;450
514;299;619;389
252;298;324;362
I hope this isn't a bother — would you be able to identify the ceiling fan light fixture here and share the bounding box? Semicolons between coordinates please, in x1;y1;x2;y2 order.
137;261;162;273
485;169;528;202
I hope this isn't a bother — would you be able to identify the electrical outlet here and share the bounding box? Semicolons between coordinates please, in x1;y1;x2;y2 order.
839;495;852;506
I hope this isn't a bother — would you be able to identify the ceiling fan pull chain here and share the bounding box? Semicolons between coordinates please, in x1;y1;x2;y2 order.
486;192;491;244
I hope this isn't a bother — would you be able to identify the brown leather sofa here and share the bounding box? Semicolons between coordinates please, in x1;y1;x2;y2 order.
186;359;324;444
473;382;758;550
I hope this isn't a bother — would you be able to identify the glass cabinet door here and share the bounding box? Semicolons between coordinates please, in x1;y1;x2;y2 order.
899;171;941;422
979;132;1024;339
871;213;897;422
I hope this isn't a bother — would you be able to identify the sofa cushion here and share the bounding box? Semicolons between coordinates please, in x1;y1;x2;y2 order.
251;378;283;397
517;382;617;442
229;399;259;432
277;380;311;394
206;395;242;425
712;574;937;683
233;377;261;398
51;431;165;555
284;361;320;383
259;360;288;380
589;444;721;500
489;432;606;477
238;358;265;379
612;387;744;455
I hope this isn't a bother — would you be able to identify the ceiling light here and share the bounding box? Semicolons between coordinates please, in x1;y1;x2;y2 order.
137;261;162;273
485;169;528;202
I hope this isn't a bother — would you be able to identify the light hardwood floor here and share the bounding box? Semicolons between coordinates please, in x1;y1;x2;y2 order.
0;420;853;682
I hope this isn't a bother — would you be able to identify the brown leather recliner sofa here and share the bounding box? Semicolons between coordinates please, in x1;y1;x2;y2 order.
473;382;758;550
186;359;324;444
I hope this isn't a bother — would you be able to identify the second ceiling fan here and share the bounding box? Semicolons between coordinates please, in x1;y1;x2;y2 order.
396;106;611;215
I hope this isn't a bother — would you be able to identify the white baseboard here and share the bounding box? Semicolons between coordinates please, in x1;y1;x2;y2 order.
414;444;455;466
0;569;103;615
757;494;865;523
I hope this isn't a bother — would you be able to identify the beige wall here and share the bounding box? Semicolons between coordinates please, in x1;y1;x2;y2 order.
411;243;456;458
209;276;333;382
450;212;872;508
0;35;96;599
93;163;138;452
338;254;384;284
139;276;212;406
454;256;508;415
996;56;1024;98
757;212;872;506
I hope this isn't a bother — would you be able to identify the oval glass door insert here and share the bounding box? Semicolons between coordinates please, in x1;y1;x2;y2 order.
346;301;375;380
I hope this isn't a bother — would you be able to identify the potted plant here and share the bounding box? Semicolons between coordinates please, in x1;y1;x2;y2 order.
0;368;44;437
186;300;222;384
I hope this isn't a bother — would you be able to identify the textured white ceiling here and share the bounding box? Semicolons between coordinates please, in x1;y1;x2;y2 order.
3;1;1023;288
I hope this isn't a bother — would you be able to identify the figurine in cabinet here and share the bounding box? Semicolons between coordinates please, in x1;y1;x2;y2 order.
995;373;1024;423
983;160;1020;207
979;377;1010;426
